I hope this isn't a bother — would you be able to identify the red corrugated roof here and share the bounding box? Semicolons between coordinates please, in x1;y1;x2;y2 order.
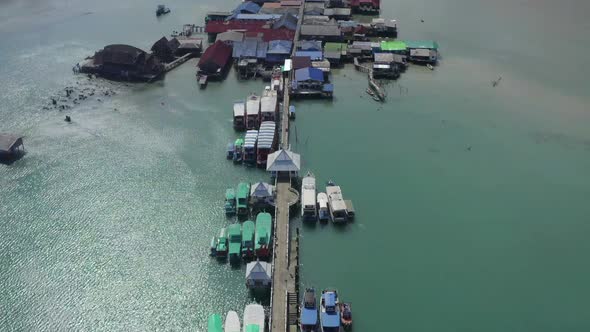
205;21;294;42
198;40;232;68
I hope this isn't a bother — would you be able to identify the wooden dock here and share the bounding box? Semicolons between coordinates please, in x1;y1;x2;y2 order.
164;53;193;72
269;2;305;332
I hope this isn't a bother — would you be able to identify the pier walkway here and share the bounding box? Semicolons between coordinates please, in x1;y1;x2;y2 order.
270;1;306;332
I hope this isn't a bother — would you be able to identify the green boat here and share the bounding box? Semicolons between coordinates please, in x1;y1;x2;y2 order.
241;220;255;260
233;138;244;163
228;223;242;264
208;314;222;332
216;227;228;259
245;325;259;332
254;212;272;259
224;188;236;216
236;182;250;217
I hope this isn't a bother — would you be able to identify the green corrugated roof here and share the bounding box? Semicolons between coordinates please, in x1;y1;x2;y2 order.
241;220;255;244
225;188;236;200
380;41;407;51
403;40;439;50
324;42;346;52
237;182;250;199
255;212;272;249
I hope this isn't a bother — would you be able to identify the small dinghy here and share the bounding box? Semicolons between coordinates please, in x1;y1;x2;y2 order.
426;63;434;70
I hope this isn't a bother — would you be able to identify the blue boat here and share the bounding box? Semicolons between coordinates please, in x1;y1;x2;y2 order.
300;288;319;332
320;289;340;332
226;143;234;160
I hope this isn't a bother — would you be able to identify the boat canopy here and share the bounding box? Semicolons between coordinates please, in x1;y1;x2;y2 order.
301;307;318;325
260;95;277;114
226;188;236;200
325;292;336;307
246;95;260;116
234;102;245;117
237;182;250;199
208;314;223;332
321;311;340;328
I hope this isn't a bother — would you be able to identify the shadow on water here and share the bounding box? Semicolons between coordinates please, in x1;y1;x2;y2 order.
0;152;26;166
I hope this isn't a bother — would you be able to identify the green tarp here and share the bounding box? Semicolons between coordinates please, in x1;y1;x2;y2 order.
403;40;439;50
380;41;407;51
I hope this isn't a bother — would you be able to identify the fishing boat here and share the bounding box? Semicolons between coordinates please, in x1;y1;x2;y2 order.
256;122;277;168
245;94;260;130
317;192;329;222
339;303;352;330
243;130;258;167
260;88;278;123
241;220;255;260
236;182;250;218
243;304;265;332
216;228;228;259
254;212;272;259
226;143;234;160
233;138;244;164
156;5;171;16
225;188;236;216
289;105;296;119
210;236;218;257
233;102;246;131
300;288;319;332
320;290;341;332
228;223;242;264
301;172;317;221
326;181;348;224
225;311;241;332
209;314;223;332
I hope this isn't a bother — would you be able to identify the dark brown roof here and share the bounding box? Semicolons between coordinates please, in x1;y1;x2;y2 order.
292;56;312;70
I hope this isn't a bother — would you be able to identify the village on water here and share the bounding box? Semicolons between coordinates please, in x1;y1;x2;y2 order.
2;0;440;331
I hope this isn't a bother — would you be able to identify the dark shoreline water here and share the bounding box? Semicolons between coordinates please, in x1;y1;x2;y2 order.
2;0;590;331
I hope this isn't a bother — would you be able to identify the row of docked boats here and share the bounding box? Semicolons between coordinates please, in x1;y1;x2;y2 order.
225;182;275;218
210;212;273;263
301;288;352;332
301;172;355;223
233;87;278;132
208;304;265;332
226;122;277;168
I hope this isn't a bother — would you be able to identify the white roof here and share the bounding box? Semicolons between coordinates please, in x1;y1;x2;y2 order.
326;185;346;211
234;102;245;117
246;95;260;115
302;174;316;207
284;59;292;71
246;261;272;281
250;182;274;197
225;311;241;332
243;304;265;332
266;149;301;172
260;95;277;114
317;192;328;208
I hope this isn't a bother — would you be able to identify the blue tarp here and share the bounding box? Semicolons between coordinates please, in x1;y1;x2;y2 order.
295;51;323;61
298;40;322;51
227;2;261;20
256;42;268;59
294;67;324;82
267;40;293;54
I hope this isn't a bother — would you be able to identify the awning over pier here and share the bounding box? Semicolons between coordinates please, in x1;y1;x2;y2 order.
266;149;301;172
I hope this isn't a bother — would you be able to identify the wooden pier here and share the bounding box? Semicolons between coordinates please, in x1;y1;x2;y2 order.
164;53;193;72
269;2;305;332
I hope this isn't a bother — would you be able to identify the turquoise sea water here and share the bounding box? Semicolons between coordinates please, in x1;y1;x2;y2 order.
1;0;590;331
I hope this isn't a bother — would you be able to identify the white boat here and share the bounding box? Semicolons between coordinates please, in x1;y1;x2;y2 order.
225;311;241;332
246;94;261;130
317;192;329;222
326;181;347;223
426;63;434;70
243;304;265;332
301;172;317;221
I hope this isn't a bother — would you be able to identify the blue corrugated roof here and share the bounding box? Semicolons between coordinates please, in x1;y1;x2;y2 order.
298;40;322;51
295;67;324;82
227;2;261;20
267;40;293;54
301;308;318;325
295;51;323;61
235;13;282;20
233;40;268;59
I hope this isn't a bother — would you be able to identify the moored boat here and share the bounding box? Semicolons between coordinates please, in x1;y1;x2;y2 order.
225;188;236;216
301;172;317;221
256;122;277;168
224;311;241;332
245;94;260;130
241;220;255;260
242;304;265;332
216;227;228;259
208;314;223;332
326;181;348;224
156;5;171;16
300;288;319;332
320;290;341;332
339;303;352;330
228;223;242;264
260;88;278;123
233;138;244;164
227;143;234;160
243;130;258;167
210;236;218;257
317;192;329;222
233;102;246;131
237;182;250;218
254;212;272;259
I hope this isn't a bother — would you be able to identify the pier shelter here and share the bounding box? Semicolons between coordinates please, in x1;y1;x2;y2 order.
266;149;300;179
0;134;25;163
